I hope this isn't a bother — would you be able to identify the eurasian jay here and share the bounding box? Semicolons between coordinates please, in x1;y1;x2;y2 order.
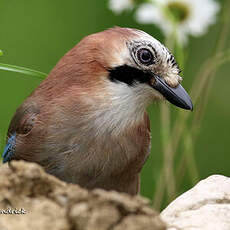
2;27;193;195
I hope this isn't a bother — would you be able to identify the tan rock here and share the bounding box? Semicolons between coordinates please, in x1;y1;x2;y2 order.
0;161;165;230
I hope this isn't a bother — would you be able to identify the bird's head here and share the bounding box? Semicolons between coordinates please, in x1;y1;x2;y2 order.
84;27;192;111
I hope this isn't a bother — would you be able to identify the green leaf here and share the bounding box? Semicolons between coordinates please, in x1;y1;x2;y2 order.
0;50;3;56
0;63;47;79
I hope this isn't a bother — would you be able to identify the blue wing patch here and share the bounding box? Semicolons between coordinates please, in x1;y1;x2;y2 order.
2;133;16;163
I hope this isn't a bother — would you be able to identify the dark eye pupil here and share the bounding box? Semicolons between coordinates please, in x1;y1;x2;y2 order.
141;50;151;61
137;48;153;65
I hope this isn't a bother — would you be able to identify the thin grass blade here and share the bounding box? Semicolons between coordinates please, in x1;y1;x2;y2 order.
0;63;47;79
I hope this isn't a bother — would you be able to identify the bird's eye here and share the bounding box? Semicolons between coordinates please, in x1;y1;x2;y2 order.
137;48;154;65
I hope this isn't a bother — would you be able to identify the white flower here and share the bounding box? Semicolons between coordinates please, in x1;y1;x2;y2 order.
109;0;134;14
135;0;220;44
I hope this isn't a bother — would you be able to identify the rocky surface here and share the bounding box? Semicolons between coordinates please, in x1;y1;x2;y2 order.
1;161;230;230
161;175;230;230
0;161;165;230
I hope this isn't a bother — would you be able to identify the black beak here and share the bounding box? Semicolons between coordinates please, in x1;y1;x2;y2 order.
151;75;193;110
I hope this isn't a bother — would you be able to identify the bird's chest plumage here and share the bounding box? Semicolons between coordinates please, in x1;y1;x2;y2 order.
50;119;150;193
39;103;151;195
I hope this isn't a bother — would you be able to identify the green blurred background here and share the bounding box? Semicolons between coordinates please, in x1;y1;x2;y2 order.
0;0;229;208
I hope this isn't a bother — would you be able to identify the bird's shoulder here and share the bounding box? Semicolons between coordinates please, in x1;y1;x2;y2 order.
8;101;40;137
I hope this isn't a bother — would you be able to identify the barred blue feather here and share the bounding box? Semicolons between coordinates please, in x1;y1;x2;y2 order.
2;133;16;163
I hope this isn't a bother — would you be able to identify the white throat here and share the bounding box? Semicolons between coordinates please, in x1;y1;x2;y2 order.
88;80;157;136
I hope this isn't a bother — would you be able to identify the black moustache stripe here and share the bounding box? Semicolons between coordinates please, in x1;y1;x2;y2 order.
108;65;151;86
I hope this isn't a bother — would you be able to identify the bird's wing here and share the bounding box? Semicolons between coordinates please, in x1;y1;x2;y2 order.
2;102;40;163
